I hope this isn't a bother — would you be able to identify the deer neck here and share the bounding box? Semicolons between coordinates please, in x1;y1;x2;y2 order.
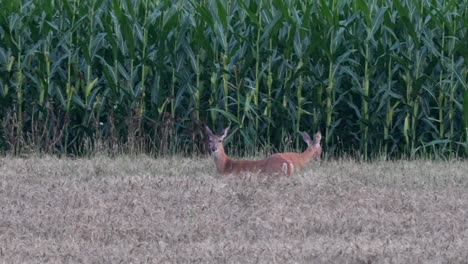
213;145;230;173
302;143;321;161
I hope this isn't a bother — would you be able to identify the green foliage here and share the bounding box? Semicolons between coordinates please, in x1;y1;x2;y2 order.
0;0;466;158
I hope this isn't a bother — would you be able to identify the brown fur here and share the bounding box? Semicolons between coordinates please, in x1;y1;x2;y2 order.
270;131;322;172
205;125;294;176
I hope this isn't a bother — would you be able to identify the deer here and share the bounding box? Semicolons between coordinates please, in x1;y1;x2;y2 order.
270;131;322;172
204;125;295;176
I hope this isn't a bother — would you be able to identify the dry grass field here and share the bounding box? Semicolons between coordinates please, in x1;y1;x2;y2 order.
0;155;467;263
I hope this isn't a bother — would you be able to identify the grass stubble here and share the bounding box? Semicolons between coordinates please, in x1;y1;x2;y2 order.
0;156;467;263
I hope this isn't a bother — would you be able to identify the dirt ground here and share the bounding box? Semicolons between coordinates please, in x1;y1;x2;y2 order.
0;155;467;263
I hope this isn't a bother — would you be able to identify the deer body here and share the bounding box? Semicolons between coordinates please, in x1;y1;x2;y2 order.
205;126;294;176
271;131;322;171
213;153;268;175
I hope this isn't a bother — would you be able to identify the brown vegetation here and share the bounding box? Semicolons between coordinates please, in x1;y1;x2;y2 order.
0;156;467;263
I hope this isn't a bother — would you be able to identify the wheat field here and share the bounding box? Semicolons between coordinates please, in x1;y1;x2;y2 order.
0;156;467;263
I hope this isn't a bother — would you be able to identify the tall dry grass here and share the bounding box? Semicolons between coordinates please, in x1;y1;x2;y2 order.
1;156;467;263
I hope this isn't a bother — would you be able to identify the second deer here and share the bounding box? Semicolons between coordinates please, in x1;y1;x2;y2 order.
270;131;322;172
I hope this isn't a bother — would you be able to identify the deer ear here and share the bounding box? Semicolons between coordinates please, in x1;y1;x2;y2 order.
204;125;214;137
315;131;322;144
303;132;313;146
220;127;229;141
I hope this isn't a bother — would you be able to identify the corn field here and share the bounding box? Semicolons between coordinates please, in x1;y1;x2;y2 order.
0;0;466;158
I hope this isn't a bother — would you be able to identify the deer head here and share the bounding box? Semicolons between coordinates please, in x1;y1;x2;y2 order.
204;125;229;153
